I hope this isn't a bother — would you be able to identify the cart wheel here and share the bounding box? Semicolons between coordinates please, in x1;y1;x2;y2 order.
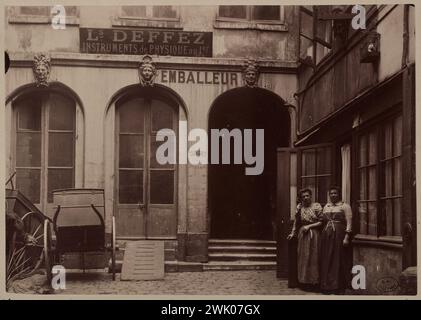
111;216;116;281
20;212;45;269
43;219;53;285
7;212;44;287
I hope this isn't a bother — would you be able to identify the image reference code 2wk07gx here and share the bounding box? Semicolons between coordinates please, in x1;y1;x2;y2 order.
160;304;262;317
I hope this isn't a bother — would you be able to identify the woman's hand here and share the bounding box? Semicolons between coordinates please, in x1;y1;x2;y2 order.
302;225;310;233
287;233;295;240
343;234;350;246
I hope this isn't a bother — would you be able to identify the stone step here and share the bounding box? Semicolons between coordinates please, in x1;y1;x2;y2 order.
203;261;276;271
208;239;276;247
116;239;177;249
165;261;204;273
114;242;177;261
111;259;189;273
208;245;276;254
208;253;276;261
115;246;176;261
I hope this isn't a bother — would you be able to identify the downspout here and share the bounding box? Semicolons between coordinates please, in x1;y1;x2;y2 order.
402;4;409;68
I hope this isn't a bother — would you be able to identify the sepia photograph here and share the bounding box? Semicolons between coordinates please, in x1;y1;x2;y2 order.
2;2;417;298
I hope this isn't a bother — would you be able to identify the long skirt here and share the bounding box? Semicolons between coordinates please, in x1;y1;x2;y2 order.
297;226;321;284
320;221;350;291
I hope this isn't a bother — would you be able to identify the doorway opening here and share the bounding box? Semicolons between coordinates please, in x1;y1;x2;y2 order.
208;87;290;240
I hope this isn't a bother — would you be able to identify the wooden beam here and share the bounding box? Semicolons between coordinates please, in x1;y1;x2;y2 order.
401;64;416;269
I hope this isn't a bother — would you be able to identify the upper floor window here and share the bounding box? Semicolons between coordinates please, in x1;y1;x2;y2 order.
8;6;79;24
115;6;181;28
299;6;333;67
218;5;284;24
120;6;179;21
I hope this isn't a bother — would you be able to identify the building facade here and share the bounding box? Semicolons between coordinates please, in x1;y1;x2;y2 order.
277;4;416;294
4;5;416;294
5;4;298;263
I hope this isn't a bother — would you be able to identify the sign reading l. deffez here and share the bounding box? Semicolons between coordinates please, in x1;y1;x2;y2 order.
80;28;212;57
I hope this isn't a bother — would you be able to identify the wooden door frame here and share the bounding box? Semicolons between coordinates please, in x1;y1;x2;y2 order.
114;94;179;240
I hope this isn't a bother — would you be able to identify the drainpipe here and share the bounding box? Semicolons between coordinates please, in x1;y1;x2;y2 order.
402;4;410;68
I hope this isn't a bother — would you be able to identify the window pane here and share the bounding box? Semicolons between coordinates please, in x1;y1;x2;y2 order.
359;169;367;200
300;37;313;60
16;169;41;203
17;99;41;131
47;168;73;202
64;6;77;16
384;122;393;159
302;149;316;176
301;177;316;201
300;11;314;39
393;198;402;236
119;134;144;168
368;131;377;164
393;158;402;195
316;7;332;42
358;202;367;234
316;42;330;64
49;94;75;130
219;6;247;19
153;6;177;18
150;170;174;204
384;161;393;197
393;115;402;156
121;6;146;17
150;138;175;169
317;176;330;205
317;147;331;174
384;199;393;236
302;6;313;12
368;167;377;200
119;170;143;204
20;6;49;15
16;132;41;167
368;202;377;235
119;99;145;133
48;132;74;167
252;6;280;21
359;135;367;166
151;100;174;132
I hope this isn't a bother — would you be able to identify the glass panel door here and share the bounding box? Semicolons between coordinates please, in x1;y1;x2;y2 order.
116;97;177;238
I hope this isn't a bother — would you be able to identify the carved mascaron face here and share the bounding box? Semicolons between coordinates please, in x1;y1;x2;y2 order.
35;63;49;81
33;55;51;86
244;70;257;86
142;65;154;81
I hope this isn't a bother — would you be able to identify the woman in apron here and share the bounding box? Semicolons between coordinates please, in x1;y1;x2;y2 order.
320;186;353;294
287;188;323;290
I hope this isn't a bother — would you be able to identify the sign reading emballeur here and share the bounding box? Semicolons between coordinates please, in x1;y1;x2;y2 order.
80;28;212;57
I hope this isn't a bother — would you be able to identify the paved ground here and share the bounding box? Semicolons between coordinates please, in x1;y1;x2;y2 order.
55;270;319;296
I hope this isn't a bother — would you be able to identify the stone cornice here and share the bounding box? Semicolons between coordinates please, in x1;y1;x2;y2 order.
8;52;298;74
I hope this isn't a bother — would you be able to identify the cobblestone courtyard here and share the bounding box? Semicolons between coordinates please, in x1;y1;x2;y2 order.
55;270;318;296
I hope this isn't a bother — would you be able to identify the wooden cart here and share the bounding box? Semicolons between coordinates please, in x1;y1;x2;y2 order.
6;188;53;288
51;189;116;280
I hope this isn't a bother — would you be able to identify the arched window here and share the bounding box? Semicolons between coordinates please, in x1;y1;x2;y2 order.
13;92;76;210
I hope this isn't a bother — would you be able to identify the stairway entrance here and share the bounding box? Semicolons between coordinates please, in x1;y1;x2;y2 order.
205;239;277;271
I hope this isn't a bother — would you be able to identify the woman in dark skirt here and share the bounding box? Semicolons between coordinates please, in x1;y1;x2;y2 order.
320;186;353;294
287;188;323;290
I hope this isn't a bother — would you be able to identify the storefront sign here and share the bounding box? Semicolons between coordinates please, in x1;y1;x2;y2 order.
160;70;239;86
80;28;212;57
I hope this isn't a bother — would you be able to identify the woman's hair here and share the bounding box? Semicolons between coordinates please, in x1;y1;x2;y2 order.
329;185;342;195
299;188;312;196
